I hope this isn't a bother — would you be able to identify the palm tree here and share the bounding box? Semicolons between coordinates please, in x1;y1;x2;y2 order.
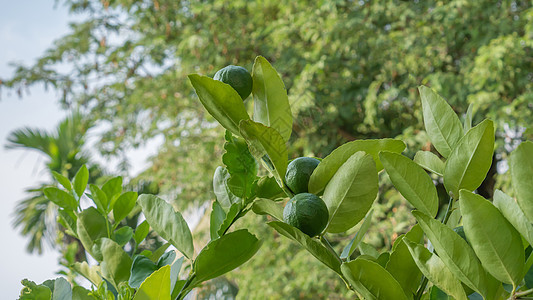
6;111;101;254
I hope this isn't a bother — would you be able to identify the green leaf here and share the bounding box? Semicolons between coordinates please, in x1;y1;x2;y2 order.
323;151;378;233
157;250;177;268
133;265;171;300
460;190;524;286
73;262;102;287
509;141;533;223
404;239;468;300
251;56;293;142
255;176;285;200
413;210;499;299
73;165;89;198
213;166;241;211
464;103;474;133
222;132;257;198
443;119;494;199
419;86;464;158
19;279;52;300
58;209;77;237
341;258;409;300
89;184;109;213
358;242;380;259
134;220;150;245
209;201;226;240
385;225;424;295
138;195;194;260
239;120;288;188
216;202;241;237
51;171;72;191
267;221;341;274
341;209;374;260
413;151;445;177
309;139;405;195
52;277;72;300
149;243;171;263
380;152;439;217
194;229;261;282
72;286;94;300
493;189;533;247
114;226;133;246
188;74;250;137
252;198;284;221
44;187;77;211
113;191;138;224
102;177;123;208
76;207;107;260
429;286;453;300
210;201;241;240
129;255;158;289
169;256;184;299
100;238;133;289
525;255;533;288
376;252;390;268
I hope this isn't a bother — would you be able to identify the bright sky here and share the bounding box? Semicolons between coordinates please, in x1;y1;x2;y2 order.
0;2;71;298
0;1;157;298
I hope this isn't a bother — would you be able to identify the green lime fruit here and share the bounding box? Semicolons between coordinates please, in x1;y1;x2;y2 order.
213;65;253;100
283;193;329;237
285;157;320;194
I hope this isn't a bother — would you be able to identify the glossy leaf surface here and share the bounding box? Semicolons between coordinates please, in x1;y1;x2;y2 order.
341;258;409;300
194;229;261;282
138;195;194;260
188;74;250;137
404;239;468;300
413;210;498;298
380;151;438;217
443;119;494;199
460;190;524;286
309;139;405;194
239;120;288;187
493;189;533;247
268;221;341;274
419;86;463;158
413;151;445;176
510;141;533;223
252;56;292;142
323;151;378;233
133;265;171;300
251;198;283;221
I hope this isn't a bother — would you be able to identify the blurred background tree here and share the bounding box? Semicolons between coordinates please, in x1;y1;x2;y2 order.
2;0;532;298
6;112;101;254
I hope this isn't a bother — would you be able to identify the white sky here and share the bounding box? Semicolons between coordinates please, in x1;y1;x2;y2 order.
0;1;157;297
0;2;71;298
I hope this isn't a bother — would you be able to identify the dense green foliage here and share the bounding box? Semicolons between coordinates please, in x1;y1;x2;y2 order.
3;0;531;202
3;1;533;299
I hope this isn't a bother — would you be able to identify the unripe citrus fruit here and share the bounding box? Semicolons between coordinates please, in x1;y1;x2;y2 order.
283;193;329;237
213;65;253;100
284;157;320;194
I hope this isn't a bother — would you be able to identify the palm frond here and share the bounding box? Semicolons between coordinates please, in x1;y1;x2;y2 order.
12;186;57;254
5;127;52;156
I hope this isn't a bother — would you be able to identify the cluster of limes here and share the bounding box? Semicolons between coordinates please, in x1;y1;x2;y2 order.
283;157;328;237
214;66;329;238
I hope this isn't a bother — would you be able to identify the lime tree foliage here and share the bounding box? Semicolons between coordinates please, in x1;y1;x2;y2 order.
20;57;533;299
19;165;261;300
2;0;532;205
